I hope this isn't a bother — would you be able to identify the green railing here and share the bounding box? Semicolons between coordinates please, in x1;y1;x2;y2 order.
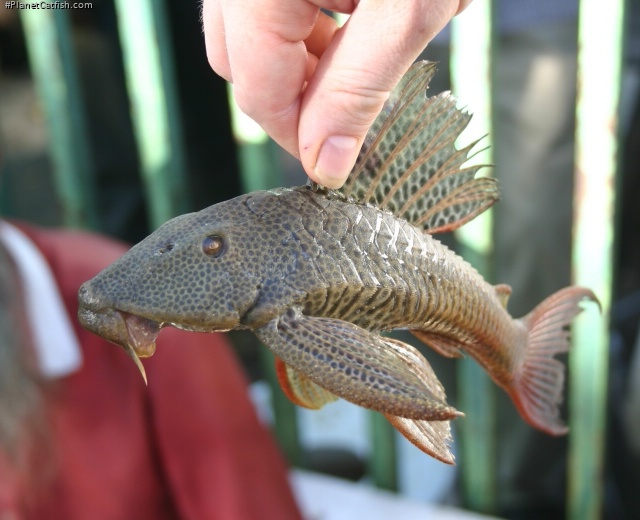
20;8;98;229
568;1;625;518
112;0;189;228
11;2;626;518
451;1;496;512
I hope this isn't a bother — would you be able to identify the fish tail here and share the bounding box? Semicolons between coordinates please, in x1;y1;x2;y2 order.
509;286;599;435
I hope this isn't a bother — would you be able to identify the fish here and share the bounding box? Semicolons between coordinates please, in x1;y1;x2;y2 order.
77;61;598;464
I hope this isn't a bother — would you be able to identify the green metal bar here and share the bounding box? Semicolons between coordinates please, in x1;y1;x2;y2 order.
450;0;496;513
19;7;98;229
369;411;397;491
259;349;302;465
568;1;625;518
113;0;189;228
226;84;284;191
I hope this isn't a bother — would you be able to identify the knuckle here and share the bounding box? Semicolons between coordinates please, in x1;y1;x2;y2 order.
206;49;231;82
323;71;391;127
232;86;261;120
233;84;296;127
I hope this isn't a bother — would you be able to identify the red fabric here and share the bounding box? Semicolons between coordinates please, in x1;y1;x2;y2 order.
0;224;302;520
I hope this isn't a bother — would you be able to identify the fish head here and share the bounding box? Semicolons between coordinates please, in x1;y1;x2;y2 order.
78;198;263;379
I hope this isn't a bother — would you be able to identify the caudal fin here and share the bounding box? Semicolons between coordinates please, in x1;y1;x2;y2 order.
509;287;599;435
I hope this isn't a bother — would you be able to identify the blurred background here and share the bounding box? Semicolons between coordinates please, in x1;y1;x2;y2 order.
0;0;639;519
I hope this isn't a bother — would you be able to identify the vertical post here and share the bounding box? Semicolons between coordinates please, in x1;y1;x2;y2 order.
226;85;284;192
451;0;496;512
259;349;301;465
568;1;624;518
20;7;98;229
113;0;189;228
369;411;397;490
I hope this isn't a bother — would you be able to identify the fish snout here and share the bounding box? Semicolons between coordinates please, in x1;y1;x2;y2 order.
77;282;129;349
77;281;153;384
77;281;91;307
78;280;109;313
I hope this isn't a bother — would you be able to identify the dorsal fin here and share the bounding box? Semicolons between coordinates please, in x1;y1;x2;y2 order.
336;61;499;234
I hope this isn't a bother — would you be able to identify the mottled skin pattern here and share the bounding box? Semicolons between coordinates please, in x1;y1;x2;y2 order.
80;184;520;415
246;186;522;381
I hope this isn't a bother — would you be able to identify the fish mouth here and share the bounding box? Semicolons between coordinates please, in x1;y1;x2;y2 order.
120;312;163;384
77;305;162;385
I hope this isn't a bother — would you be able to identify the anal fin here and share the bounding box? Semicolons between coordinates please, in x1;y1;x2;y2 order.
410;330;464;359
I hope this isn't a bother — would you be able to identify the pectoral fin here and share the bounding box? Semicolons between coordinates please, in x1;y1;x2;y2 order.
255;308;460;421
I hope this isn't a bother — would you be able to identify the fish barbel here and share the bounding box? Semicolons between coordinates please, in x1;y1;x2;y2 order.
78;61;598;464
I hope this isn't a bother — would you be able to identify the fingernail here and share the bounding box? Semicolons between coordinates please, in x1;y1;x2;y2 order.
315;135;359;188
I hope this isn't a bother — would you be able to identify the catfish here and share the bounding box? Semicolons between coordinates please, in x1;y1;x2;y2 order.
78;62;597;464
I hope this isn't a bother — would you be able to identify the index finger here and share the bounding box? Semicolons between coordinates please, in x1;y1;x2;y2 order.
214;0;321;157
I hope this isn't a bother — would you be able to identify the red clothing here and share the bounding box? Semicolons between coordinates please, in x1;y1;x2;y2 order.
0;224;302;520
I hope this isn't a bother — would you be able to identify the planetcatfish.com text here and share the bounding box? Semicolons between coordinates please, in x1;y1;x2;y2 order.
4;1;93;9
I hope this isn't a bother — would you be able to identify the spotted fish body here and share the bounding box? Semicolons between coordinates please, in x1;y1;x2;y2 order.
247;185;516;372
78;62;597;464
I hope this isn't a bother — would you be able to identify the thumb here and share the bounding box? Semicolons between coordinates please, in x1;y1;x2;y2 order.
299;0;461;189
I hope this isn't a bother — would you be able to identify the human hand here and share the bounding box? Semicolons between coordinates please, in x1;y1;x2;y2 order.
203;0;472;189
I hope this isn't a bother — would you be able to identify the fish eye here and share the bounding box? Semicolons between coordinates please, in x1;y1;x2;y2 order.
202;235;225;257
